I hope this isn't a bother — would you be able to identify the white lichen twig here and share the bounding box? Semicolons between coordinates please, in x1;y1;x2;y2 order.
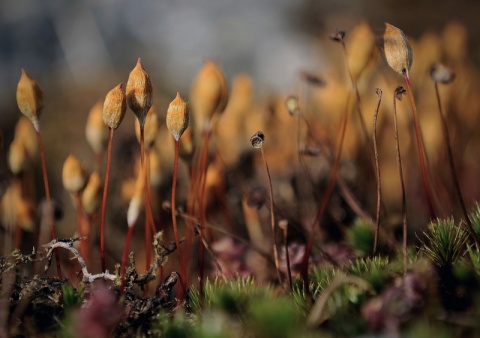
43;238;117;283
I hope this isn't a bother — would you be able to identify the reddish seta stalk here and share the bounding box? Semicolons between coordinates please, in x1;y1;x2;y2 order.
100;128;114;273
172;139;186;300
402;71;436;220
300;92;352;292
372;89;383;255
36;131;62;278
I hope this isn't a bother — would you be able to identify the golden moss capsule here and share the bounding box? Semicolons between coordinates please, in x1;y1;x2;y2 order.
82;171;102;215
8;139;29;175
166;92;190;141
384;23;413;76
62;154;88;194
103;83;126;130
86;101;108;155
126;58;153;126
190;60;229;130
16;69;43;131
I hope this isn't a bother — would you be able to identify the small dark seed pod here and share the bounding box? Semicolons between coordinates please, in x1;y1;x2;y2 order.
250;131;265;149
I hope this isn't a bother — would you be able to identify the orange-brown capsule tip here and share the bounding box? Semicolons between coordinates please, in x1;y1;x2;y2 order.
166;92;190;141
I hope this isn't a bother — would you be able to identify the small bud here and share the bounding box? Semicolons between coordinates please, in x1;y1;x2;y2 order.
250;131;265;149
329;30;346;43
190;60;229;130
62;154;88;193
102;83;126;130
395;86;407;101
16;69;43;131
14;117;38;160
8;139;30;175
383;23;413;76
126;58;153;127
127;195;143;227
429;63;455;84
135;106;159;147
81;171;102;215
127;169;145;227
375;88;382;98
278;219;288;231
166;92;190;141
285;95;300;116
16;198;36;232
86;101;108;154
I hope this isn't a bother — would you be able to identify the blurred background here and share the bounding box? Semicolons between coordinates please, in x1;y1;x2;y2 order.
2;0;480;275
1;0;480;110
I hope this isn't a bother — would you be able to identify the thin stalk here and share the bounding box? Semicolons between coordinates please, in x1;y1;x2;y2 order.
172;139;186;300
120;225;135;295
393;87;408;273
145;149;157;234
434;83;480;247
172;208;273;262
36;131;62;278
300;91;353;292
402;71;436;220
197;129;210;299
140;127;153;295
340;40;387;219
260;146;282;284
195;225;228;281
372;89;383;255
100;128;114;272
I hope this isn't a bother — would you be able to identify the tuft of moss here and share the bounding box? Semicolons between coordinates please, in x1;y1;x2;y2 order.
422;218;468;269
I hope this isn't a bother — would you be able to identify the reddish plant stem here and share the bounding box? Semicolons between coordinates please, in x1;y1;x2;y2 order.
402;72;436;220
172;139;186;300
145;149;157;234
120;225;135;295
100;128;114;272
140;128;152;293
198;129;211;299
300;92;352;292
434;83;480;247
36;131;62;278
260;146;282;284
372;89;383;255
393;89;408;273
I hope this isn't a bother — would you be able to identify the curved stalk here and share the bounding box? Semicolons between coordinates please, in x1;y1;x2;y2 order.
100;128;114;272
36;131;62;278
